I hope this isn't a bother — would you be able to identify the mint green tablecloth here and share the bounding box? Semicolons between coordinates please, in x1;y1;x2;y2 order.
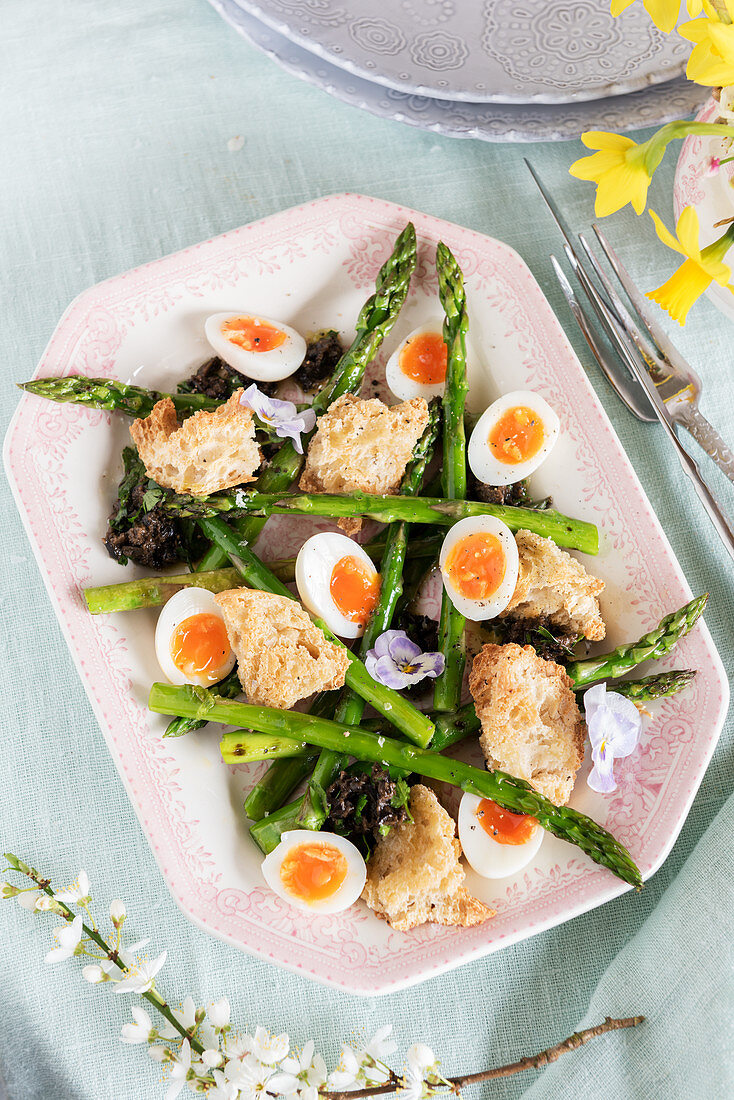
1;3;732;1097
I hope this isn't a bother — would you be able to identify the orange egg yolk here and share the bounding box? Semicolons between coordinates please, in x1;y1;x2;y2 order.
445;532;506;601
399;332;448;385
330;556;381;626
279;842;348;903
488;405;545;465
475;799;538;846
170;613;231;685
221;316;286;353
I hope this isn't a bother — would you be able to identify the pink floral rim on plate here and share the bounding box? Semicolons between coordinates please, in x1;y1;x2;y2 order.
3;194;728;995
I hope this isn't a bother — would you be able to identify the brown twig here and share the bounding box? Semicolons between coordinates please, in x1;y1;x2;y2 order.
323;1016;645;1099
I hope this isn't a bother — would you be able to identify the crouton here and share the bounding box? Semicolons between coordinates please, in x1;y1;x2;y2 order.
129;390;261;496
469;643;584;806
502;530;606;641
299;393;429;534
214;589;349;710
361;784;495;932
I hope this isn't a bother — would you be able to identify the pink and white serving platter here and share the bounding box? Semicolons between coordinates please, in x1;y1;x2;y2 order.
4;193;728;995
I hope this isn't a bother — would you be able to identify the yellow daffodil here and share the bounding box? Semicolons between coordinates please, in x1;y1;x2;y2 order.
646;206;734;324
611;0;702;35
679;0;734;87
569;132;654;216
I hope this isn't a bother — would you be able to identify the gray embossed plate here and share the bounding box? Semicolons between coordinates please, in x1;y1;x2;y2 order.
228;0;690;104
211;0;706;143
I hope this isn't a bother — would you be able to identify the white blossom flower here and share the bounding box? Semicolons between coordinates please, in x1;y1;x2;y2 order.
165;1038;192;1100
121;1006;155;1044
45;914;83;963
202;1048;223;1068
224;1052;274;1096
250;1027;289;1065
55;870;90;904
109;899;126;927
209;997;231;1029
400;1068;430;1100
82;959;116;983
269;1039;327;1099
327;1046;361;1089
114;950;167;994
33;895;62;913
16;889;42;910
118;937;151;966
207;1069;239;1100
407;1044;436;1077
363;1025;397;1064
149;1045;169;1063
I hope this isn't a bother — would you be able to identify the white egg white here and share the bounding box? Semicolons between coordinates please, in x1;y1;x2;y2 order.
261;830;367;915
154;587;235;688
468;390;560;487
458;792;543;879
295;532;379;639
204;311;306;382
385;321;447;402
439;515;519;620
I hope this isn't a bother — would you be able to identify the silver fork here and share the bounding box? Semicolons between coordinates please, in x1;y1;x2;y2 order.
524;161;734;561
526;159;734;483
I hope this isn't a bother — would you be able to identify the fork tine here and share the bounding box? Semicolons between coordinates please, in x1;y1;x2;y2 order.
551;256;656;423
592;222;702;390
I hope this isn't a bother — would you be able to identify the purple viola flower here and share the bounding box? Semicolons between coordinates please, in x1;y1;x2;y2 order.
584;682;642;794
365;629;445;690
239;384;316;454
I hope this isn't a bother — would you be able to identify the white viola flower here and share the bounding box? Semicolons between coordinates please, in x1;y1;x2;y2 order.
55;870;90;904
250;1027;289;1065
45;914;83;963
269;1039;328;1099
121;1006;155;1045
114;950;167;994
239;385;317;455
118;937;151;967
109;899;126;927
165;1038;192;1100
209;997;231;1029
584;683;642;794
82;959;116;984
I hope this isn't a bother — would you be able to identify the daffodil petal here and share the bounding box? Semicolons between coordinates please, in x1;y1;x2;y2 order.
647;259;712;324
581;131;637;153
676;206;702;259
649;210;685;255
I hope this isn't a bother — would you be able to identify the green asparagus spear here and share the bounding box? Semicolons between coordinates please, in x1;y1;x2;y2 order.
84;535;444;615
147;683;640;887
567;595;708;687
243;690;339;822
434;241;469;713
196;222;418;572
250;406;442;846
18;376;221;419
163;666;241;738
161;489;599;555
605;669;696;702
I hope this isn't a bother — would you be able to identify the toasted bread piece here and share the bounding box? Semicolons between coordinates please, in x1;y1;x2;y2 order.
214;589;349;710
361;784;495;932
502;530;606;642
129;390;260;496
469;643;584;806
299;393;429;534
